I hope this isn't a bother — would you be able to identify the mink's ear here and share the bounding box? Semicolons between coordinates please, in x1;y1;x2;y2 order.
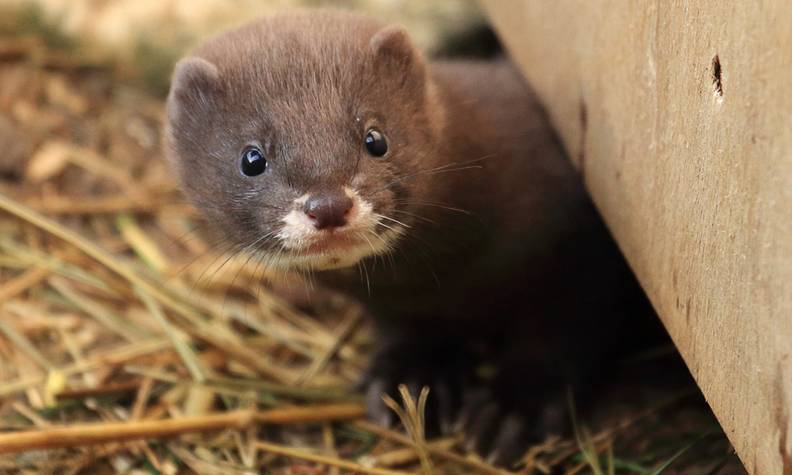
370;26;426;82
370;26;415;62
167;57;220;112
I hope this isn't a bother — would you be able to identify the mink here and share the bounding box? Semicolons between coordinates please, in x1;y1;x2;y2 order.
165;10;653;466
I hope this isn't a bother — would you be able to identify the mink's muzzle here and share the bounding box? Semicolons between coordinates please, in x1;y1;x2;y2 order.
303;189;354;230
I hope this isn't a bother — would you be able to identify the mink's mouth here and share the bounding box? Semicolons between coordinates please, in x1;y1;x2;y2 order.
292;230;369;254
276;225;403;271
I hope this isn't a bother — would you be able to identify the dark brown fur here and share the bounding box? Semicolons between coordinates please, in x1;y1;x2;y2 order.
166;10;653;467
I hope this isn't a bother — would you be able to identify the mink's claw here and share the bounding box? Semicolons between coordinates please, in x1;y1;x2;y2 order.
364;377;394;428
486;412;531;467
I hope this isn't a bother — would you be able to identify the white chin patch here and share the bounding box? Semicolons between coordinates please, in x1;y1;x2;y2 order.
273;187;402;271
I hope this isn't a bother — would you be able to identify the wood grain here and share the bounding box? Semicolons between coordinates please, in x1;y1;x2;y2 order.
479;1;792;473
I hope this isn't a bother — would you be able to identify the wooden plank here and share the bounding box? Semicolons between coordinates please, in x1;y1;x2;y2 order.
479;1;792;473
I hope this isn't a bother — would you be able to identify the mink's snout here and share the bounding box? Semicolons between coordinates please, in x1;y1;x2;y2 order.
304;190;353;230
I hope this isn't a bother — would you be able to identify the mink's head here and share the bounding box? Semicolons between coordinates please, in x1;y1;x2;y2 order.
165;11;443;271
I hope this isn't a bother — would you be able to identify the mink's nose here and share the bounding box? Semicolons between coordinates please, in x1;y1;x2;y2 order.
304;190;353;230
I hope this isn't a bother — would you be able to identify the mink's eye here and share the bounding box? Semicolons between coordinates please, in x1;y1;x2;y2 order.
240;146;267;176
364;128;388;157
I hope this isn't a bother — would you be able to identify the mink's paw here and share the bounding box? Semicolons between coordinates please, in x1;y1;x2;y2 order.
457;387;568;468
359;344;471;437
360;346;576;468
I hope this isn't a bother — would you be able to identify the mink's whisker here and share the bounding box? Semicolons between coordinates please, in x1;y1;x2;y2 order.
374;213;410;229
